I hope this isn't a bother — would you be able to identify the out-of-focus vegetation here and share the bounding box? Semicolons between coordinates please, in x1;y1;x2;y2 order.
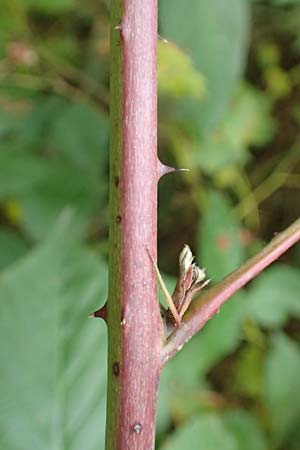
0;0;300;449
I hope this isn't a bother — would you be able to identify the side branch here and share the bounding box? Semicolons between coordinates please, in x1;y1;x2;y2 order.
161;218;300;365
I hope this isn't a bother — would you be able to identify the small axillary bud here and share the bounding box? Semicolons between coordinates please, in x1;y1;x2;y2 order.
192;265;206;284
179;244;194;275
173;244;210;321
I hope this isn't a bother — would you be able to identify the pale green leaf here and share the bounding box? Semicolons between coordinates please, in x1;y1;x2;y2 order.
223;410;268;450
196;84;275;174
0;230;29;270
159;414;237;450
159;0;250;133
158;41;206;100
222;85;275;148
51;101;108;172
0;144;107;239
0;150;49;199
0;219;108;450
247;265;300;328
264;333;300;445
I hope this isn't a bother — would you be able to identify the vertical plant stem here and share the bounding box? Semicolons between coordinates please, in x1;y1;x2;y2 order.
106;1;163;450
104;2;300;449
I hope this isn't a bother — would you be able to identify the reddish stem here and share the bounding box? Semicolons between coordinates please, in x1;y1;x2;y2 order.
105;1;163;450
162;218;300;364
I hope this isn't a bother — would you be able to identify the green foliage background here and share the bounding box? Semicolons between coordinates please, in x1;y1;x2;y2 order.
0;0;300;449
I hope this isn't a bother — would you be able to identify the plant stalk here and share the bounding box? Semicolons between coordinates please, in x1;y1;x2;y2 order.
105;1;300;448
106;1;163;449
162;218;300;364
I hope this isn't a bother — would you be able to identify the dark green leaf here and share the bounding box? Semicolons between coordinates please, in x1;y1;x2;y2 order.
25;0;76;14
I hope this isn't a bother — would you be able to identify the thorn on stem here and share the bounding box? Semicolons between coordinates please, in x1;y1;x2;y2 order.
158;159;189;180
89;303;107;322
158;34;168;43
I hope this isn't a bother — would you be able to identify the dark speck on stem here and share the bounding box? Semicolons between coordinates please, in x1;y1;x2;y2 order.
112;362;120;376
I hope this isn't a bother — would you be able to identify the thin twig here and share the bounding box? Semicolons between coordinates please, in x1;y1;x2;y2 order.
161;218;300;365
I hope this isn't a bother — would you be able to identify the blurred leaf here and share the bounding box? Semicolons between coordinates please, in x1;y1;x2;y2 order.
0;149;102;239
158;293;245;429
0;99;108;239
159;414;237;450
25;0;76;14
198;191;245;280
264;333;300;444
2;198;23;224
223;410;268;450
269;0;300;5
196;132;249;174
0;97;68;153
19;160;100;239
158;191;246;426
0;216;107;450
247;265;300;328
41;36;80;64
159;297;245;388
257;43;281;68
223;85;275;149
0;150;48;198
264;66;292;99
196;85;275;174
233;344;264;399
197;293;245;371
0;109;21;139
0;229;29;270
0;2;26;57
51;101;108;172
158;41;206;100
159;0;250;133
288;424;300;450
